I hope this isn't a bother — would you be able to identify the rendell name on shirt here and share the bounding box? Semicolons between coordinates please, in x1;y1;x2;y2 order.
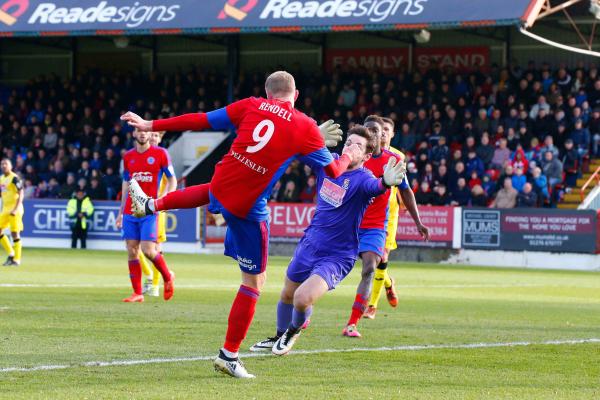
258;102;293;121
231;150;269;175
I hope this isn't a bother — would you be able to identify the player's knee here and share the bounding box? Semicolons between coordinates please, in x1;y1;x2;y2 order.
361;267;375;281
293;289;312;310
280;287;294;303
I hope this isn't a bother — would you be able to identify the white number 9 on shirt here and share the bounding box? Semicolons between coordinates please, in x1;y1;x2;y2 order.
246;119;274;153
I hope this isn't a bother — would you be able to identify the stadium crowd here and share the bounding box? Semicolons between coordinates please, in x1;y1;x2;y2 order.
0;60;598;208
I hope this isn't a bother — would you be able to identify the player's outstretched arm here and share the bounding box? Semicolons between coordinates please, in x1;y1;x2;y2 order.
120;112;212;132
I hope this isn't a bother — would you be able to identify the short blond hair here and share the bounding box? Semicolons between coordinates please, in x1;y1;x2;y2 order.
265;71;296;97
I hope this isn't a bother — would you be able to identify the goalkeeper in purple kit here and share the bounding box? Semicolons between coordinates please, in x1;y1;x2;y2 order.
250;125;408;355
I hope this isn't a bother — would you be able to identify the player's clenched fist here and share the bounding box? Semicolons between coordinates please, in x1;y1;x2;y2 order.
120;112;152;131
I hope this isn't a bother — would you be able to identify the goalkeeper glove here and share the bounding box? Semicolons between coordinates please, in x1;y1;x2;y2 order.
319;120;343;147
382;157;407;187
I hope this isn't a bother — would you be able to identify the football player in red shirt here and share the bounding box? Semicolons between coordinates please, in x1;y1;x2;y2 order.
116;129;177;303
121;71;360;378
343;115;430;338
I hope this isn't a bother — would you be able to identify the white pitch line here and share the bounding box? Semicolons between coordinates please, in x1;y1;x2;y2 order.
1;338;598;374
0;283;548;289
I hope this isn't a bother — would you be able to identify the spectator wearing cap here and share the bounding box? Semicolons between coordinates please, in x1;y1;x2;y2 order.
541;151;564;187
492;177;518;209
570;119;591;156
67;188;94;249
517;183;538;207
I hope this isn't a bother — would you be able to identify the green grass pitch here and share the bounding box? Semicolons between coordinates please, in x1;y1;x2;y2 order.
0;248;599;399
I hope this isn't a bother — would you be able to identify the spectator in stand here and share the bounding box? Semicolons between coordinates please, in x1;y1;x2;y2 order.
299;175;317;203
561;139;580;187
102;166;120;200
59;173;78;199
450;177;471;206
278;181;299;203
491;138;511;170
541;151;564;187
517;183;538;207
465;150;485;178
415;181;434;205
510;147;529;173
531;167;549;203
511;167;527;192
529;95;551;119
540;135;560;158
430;136;449;166
492;177;518;209
570;119;591;156
433;184;450;206
87;178;105;200
471;185;488;207
476;133;495;168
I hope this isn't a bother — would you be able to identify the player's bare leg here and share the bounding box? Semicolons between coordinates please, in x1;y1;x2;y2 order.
214;271;266;379
273;275;327;356
140;240;174;301
344;251;381;337
123;240;144;303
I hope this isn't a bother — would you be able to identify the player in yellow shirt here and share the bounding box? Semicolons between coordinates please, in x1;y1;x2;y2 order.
0;158;24;266
364;117;404;318
139;131;175;296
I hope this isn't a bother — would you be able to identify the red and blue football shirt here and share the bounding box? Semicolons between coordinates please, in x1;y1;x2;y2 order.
122;146;174;216
360;149;408;230
205;97;333;221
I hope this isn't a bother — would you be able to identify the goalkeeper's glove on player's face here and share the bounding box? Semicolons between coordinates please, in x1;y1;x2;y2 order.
319;120;343;147
382;157;407;187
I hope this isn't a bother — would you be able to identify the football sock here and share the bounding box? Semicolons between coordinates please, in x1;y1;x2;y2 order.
290;306;312;331
224;285;260;354
152;265;161;288
13;239;21;262
347;294;367;326
139;252;152;277
151;253;172;282
276;301;293;336
369;262;388;308
0;235;13;257
128;259;142;295
155;184;210;212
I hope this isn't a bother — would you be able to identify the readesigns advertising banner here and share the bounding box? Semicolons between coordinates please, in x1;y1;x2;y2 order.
0;0;539;35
